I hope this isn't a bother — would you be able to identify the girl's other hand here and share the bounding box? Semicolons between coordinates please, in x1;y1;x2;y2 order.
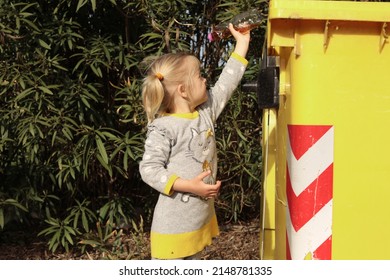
172;171;221;199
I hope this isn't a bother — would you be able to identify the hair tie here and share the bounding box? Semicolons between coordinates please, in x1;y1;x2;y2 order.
155;72;164;81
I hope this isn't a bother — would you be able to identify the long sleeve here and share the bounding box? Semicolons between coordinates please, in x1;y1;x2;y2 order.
139;125;178;196
207;52;248;122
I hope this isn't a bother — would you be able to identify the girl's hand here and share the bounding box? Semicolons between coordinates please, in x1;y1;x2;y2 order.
229;23;250;58
172;171;221;199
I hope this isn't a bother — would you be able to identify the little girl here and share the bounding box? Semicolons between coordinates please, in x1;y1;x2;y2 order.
139;23;250;260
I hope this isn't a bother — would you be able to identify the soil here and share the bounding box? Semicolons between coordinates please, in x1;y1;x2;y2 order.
0;218;260;260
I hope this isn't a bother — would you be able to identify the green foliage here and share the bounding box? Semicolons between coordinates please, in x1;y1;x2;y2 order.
0;197;28;229
38;217;79;253
67;199;97;232
216;65;263;222
98;196;134;228
1;0;267;254
79;221;123;256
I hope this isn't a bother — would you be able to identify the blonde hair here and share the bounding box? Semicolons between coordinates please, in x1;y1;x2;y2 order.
141;53;200;123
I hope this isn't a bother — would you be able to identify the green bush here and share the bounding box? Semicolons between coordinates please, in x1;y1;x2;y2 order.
0;0;266;254
216;78;262;222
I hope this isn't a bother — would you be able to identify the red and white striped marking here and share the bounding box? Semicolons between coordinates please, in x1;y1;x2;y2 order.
286;125;334;260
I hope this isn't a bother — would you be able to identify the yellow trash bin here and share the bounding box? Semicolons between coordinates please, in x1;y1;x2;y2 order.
260;0;390;260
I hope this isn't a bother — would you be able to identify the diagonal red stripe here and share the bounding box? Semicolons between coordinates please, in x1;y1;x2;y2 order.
313;236;332;260
287;163;334;231
288;125;333;160
286;233;332;260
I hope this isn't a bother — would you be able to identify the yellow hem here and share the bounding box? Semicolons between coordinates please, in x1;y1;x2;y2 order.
151;215;219;259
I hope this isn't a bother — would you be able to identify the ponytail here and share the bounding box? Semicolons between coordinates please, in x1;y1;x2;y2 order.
141;53;195;124
142;73;165;123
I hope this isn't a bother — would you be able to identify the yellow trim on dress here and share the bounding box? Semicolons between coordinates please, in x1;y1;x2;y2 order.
164;174;179;196
163;111;199;119
150;215;219;259
231;52;248;66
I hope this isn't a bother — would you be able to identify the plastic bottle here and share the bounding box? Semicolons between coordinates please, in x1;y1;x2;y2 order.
208;9;264;42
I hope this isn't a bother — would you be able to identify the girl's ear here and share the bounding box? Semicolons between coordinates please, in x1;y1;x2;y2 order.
177;84;188;99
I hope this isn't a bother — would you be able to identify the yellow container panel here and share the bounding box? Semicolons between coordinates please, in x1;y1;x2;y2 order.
263;0;390;260
260;109;278;260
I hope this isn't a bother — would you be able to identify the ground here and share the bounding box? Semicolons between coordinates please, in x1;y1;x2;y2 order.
0;218;260;260
202;219;259;260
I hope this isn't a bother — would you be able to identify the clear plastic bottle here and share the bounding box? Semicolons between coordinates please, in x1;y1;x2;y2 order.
208;9;264;42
